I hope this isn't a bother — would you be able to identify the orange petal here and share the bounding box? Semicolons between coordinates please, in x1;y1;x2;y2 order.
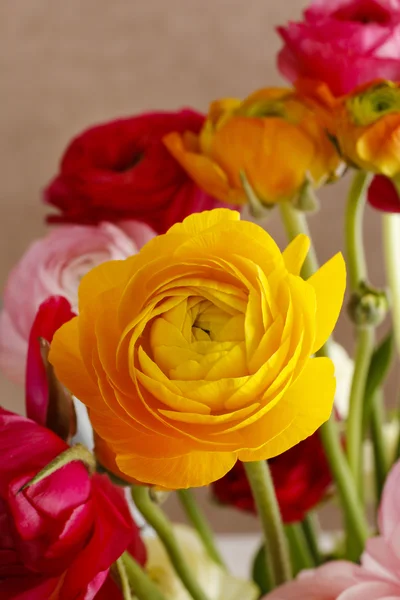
357;113;400;177
116;450;238;489
49;317;99;404
164;132;243;204
78;258;134;312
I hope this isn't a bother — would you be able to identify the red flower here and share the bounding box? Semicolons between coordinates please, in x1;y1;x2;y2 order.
277;0;400;96
212;432;332;523
25;296;76;431
368;175;400;213
0;408;146;600
44;111;225;234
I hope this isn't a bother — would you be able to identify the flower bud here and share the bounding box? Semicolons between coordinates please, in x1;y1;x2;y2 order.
335;81;400;177
347;282;388;327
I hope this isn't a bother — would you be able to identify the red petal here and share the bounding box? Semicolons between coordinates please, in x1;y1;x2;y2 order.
25;296;75;427
368;175;400;213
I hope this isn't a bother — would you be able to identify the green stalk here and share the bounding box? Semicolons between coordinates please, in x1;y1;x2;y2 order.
344;171;375;491
285;523;316;577
120;552;168;600
177;489;225;568
244;461;292;586
370;391;389;501
279;202;369;557
383;213;400;356
301;513;323;566
285;523;315;575
115;557;133;600
131;486;210;600
345;172;371;289
346;326;374;487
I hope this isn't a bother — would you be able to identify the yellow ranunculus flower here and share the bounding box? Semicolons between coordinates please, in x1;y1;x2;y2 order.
145;525;259;600
335;80;400;176
49;209;345;489
164;88;342;207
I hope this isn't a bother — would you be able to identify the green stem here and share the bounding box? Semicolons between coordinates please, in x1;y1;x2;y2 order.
115;557;133;600
243;461;292;586
131;486;210;600
279;202;318;280
383;213;400;356
370;391;389;502
278;202;369;557
345;171;371;289
301;513;323;566
120;552;168;600
344;171;374;493
285;523;315;576
318;416;368;559
177;489;225;568
346;326;374;487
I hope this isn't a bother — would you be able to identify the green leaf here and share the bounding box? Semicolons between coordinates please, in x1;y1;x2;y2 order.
364;331;394;425
18;443;96;493
252;544;272;596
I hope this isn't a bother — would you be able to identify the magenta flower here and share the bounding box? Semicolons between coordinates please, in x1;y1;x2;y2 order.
0;409;146;600
277;0;400;96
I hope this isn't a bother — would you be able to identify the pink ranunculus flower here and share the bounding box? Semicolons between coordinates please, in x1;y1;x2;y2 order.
0;221;155;385
277;0;400;96
264;459;400;599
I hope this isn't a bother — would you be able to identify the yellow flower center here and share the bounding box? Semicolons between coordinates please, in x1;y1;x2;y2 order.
149;294;246;404
347;82;400;126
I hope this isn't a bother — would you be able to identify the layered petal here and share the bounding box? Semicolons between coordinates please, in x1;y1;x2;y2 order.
50;209;345;489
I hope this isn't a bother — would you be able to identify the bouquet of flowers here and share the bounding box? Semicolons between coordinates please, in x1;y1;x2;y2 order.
3;0;400;598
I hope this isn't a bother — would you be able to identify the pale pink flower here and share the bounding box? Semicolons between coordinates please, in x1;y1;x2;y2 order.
264;459;400;599
0;221;155;384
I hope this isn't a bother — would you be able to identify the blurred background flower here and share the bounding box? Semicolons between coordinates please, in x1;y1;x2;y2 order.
144;524;259;600
45;111;226;233
277;0;400;96
165;88;341;209
0;221;153;385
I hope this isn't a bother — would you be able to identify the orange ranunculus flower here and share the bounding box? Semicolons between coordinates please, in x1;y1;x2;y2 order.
335;80;400;177
49;209;346;489
164;88;342;208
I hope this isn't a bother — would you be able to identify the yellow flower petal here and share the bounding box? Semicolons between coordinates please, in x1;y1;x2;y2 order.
282;234;310;275
307;253;346;353
78;258;133;312
238;356;335;460
116;450;237;489
167;207;240;236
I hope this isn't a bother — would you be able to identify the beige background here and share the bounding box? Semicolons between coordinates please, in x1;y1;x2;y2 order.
0;0;393;532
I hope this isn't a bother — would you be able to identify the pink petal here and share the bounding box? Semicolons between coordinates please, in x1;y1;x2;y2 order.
0;310;27;385
338;581;400;599
264;562;361;599
378;459;400;540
